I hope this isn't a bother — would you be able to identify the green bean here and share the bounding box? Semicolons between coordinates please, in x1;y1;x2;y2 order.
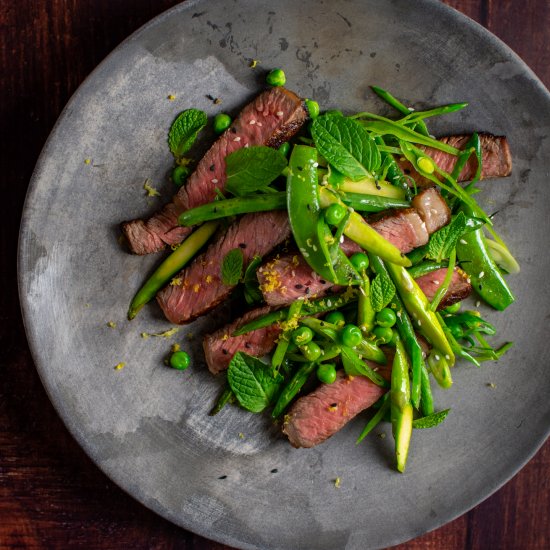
127;221;219;320
408;261;449;279
429;249;457;311
272;362;317;418
271;300;303;370
391;336;413;472
209;383;235;416
370;86;430;136
232;291;358;336
400;102;468;124
178;192;286;226
341;192;410;212
406;245;429;266
427;349;453;389
356;393;390;444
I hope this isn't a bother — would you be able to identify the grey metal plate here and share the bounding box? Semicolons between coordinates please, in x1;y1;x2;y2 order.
18;1;550;548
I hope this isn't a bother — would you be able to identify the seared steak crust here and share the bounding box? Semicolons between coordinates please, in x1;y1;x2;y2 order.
414;267;472;310
283;371;386;448
122;87;308;255
203;306;281;375
157;211;290;324
398;133;512;188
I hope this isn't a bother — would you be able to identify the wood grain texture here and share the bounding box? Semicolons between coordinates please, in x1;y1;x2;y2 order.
1;1;549;548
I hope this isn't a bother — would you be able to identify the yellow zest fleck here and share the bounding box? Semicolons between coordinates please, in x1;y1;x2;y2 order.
238;432;245;439
205;275;213;283
378;432;386;439
171;343;181;353
167;94;176;100
193;283;201;293
118;235;127;246
114;362;125;370
170;277;183;286
107;321;116;328
258;262;284;294
327;404;338;412
141;327;180;339
143;179;160;197
249;59;260;68
347;375;354;381
222;333;229;341
214;97;222;105
84;303;91;308
84;158;91;165
170;243;181;251
334;477;341;488
187;333;194;340
487;382;496;389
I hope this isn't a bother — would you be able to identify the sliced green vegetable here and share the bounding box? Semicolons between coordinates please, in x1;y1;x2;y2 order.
356;393;390;444
412;409;450;429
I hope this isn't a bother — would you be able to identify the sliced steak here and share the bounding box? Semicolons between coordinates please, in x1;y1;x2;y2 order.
157;211;290;324
412;187;451;234
369;208;429;253
282;371;386;448
203;306;281;375
414;267;472;310
122;87;308;255
398;133;512;188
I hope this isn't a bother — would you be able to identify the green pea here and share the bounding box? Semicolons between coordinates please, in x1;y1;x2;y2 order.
317;363;337;384
213;113;232;134
170;350;190;370
325;311;345;327
372;326;394;345
443;302;461;314
292;326;314;346
340;324;362;347
350;252;369;272
278;142;290;157
266;68;286;87
376;308;397;328
299;341;322;362
324;203;347;226
305;99;320;119
171;165;191;188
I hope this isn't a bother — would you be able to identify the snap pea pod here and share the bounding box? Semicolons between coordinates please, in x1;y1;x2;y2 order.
127;221;219;320
319;186;411;267
369;253;431;413
341;192;410;212
385;261;455;366
178;192;286;226
341;345;388;388
391;337;414;473
232;291;358;336
370;85;430;136
456;204;515;311
271;361;317;418
356;393;390;444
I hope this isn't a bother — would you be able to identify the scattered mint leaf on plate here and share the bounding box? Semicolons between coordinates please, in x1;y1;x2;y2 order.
168;109;207;159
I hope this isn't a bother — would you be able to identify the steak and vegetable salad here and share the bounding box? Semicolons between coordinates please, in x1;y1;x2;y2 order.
121;68;518;472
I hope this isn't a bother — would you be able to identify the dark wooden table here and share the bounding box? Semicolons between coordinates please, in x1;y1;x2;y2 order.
2;1;549;548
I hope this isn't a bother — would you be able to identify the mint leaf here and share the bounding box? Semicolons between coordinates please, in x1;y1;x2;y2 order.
221;248;244;286
227;352;283;413
370;272;396;312
225;146;287;197
168;109;207;158
412;409;450;429
311;115;381;181
428;212;467;262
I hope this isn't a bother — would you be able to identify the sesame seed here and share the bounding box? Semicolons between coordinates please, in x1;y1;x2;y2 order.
476;301;481;307
466;278;471;284
445;354;450;360
432;280;439;285
211;178;219;184
479;271;485;278
435;355;441;361
459;239;468;245
249;119;256;124
313;162;319;167
233;136;241;142
276;111;284;117
417;320;422;326
339;235;344;243
256;122;263;127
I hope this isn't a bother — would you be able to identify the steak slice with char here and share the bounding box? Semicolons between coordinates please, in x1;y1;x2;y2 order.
414;267;472;310
283;371;386;448
203;306;281;375
157;211;290;324
259;188;450;306
398;133;512;188
122;87;308;255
